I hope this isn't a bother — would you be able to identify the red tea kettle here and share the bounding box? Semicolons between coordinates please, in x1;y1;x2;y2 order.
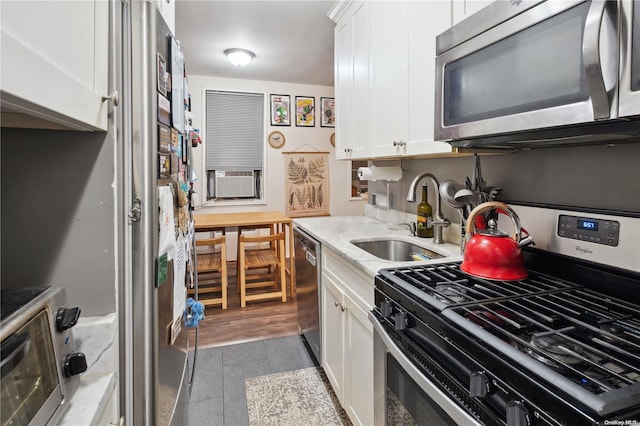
460;201;534;281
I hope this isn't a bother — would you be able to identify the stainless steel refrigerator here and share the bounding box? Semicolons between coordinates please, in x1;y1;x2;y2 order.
120;2;191;424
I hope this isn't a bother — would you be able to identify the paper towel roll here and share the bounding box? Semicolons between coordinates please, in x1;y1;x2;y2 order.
357;166;403;181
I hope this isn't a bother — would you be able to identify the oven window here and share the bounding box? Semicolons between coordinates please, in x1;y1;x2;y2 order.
386;354;457;426
1;310;61;425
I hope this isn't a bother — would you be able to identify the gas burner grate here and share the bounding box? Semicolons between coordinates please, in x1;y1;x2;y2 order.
379;263;580;308
448;288;640;397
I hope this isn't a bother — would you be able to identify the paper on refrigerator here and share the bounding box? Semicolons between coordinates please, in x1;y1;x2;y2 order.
158;186;176;260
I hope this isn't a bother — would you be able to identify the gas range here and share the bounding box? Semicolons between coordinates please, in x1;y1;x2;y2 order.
372;204;640;425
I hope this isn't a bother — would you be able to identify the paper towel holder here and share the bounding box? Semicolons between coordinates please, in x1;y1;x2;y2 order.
357;166;403;181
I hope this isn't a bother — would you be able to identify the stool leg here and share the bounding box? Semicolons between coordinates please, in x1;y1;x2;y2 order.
279;239;287;303
221;247;228;310
239;241;247;308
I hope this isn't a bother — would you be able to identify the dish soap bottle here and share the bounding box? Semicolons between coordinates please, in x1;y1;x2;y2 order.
417;184;433;238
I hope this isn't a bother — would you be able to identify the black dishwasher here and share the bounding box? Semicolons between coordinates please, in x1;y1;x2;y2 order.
293;227;321;363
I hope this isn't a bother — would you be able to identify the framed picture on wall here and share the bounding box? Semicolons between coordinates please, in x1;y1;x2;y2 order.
320;97;335;127
295;96;315;127
270;94;290;126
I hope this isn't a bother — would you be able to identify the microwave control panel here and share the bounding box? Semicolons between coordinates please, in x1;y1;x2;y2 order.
557;215;619;247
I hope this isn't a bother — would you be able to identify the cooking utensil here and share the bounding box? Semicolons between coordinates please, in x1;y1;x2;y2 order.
439;180;468;254
439;180;465;210
454;188;476;211
460;201;534;281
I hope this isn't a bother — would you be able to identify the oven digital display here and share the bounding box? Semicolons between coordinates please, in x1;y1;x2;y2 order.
557;215;619;247
577;219;598;231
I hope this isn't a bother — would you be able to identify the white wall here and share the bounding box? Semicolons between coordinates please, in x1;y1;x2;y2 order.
187;75;365;218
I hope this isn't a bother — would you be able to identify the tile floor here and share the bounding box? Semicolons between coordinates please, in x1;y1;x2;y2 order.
187;334;319;426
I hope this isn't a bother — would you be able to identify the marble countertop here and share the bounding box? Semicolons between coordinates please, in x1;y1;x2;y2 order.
293;215;463;279
59;313;118;425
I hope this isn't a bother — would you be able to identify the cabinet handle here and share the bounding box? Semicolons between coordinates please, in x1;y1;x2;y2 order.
102;91;120;107
344;148;352;153
334;301;339;307
340;304;346;312
393;141;406;147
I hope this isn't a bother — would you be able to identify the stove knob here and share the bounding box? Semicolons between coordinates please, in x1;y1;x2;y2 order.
63;352;87;378
470;371;490;397
380;300;393;317
506;400;530;426
394;312;407;331
56;307;81;332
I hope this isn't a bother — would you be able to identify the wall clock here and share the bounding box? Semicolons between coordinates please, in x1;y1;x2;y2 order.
268;130;285;149
330;132;335;147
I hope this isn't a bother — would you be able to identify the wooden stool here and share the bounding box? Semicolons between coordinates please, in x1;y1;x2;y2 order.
238;232;287;307
190;235;228;309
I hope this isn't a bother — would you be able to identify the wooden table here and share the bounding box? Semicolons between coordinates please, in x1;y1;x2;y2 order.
194;211;296;298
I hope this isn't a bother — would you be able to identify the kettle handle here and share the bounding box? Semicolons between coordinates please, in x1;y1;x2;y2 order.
465;201;521;242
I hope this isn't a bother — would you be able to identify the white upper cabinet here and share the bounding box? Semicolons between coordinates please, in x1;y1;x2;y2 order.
330;0;455;160
334;1;370;160
0;0;110;131
152;0;176;34
370;2;409;158
405;0;454;156
452;0;494;26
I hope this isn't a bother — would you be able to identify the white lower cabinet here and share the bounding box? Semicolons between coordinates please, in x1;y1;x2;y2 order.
321;248;373;426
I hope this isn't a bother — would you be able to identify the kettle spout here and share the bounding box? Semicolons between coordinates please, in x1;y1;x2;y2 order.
519;234;535;248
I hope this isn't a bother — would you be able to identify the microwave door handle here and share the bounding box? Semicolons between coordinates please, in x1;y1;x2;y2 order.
582;0;613;120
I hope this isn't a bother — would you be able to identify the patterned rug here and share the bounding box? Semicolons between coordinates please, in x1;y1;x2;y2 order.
245;367;352;426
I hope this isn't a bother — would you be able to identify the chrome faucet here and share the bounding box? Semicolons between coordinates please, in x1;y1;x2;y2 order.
406;173;450;244
399;222;417;237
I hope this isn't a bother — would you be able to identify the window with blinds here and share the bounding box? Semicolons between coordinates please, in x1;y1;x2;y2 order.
205;90;265;200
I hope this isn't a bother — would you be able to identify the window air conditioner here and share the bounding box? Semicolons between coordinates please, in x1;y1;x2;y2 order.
214;170;255;198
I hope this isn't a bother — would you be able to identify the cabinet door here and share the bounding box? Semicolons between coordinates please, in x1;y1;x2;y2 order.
321;273;345;403
370;1;409;158
0;1;109;131
344;293;374;426
350;1;371;159
334;11;355;160
405;0;453;156
335;1;369;160
154;0;175;34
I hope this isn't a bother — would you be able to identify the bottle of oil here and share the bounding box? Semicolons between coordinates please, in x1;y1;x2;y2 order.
416;184;433;238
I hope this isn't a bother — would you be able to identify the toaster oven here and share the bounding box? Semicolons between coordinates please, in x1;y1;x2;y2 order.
1;286;87;425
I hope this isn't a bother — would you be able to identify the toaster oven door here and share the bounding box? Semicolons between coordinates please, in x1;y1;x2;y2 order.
1;309;63;425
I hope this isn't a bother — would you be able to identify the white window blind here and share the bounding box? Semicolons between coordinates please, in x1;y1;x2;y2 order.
205;90;264;171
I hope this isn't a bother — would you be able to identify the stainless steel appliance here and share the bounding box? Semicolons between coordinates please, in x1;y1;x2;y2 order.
294;227;322;363
434;0;640;149
1;286;86;426
122;2;193;424
371;204;640;425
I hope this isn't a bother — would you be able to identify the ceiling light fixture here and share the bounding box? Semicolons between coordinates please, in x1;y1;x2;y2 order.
224;48;255;67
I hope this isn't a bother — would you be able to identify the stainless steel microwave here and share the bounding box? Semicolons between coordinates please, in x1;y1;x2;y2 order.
434;0;640;149
1;287;86;425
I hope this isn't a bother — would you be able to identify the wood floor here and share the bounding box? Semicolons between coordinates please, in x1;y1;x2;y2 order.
188;261;300;350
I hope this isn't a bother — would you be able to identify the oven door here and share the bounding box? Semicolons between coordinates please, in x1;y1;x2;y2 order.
1;309;64;426
434;0;619;143
370;313;482;426
619;0;640;117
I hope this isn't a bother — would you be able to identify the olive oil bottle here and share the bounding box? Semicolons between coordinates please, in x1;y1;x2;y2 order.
416;184;433;238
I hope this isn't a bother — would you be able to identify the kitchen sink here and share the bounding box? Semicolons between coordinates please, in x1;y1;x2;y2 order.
350;239;445;262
